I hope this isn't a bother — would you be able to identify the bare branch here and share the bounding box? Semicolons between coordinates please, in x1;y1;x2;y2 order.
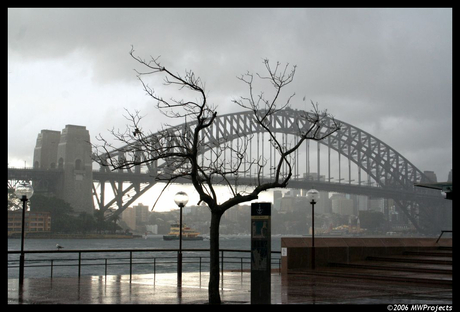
92;50;342;304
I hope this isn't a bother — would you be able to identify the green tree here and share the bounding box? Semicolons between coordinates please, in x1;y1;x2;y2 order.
76;212;96;233
7;186;20;211
30;195;77;233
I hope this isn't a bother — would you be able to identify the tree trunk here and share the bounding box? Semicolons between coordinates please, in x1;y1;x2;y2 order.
208;210;222;304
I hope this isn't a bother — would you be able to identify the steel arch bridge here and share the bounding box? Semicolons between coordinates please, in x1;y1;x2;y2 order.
93;108;445;233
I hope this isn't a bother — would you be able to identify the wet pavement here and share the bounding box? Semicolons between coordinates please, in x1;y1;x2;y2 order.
8;271;452;304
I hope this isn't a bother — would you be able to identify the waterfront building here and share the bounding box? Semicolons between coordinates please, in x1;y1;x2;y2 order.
8;211;51;236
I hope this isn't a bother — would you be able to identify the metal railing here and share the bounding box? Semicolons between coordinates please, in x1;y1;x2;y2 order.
436;230;453;244
8;248;281;281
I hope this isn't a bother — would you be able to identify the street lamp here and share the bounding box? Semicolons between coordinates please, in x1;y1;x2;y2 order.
174;191;188;287
15;182;34;287
306;188;319;270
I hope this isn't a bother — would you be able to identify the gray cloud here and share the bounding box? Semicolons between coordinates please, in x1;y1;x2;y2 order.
8;8;452;180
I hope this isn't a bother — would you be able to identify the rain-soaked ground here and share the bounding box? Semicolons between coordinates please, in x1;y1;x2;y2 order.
8;271;452;305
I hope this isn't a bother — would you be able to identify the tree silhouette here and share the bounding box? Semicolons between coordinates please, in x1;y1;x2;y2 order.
93;48;340;304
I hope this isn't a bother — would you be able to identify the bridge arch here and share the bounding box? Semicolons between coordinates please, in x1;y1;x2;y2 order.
95;109;443;232
150;108;433;189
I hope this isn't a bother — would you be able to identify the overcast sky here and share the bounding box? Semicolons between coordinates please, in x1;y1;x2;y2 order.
8;8;452;188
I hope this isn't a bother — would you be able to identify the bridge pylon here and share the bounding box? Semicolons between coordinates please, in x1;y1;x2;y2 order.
33;125;94;215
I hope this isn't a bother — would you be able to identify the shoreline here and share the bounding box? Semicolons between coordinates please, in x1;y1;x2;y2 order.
7;233;135;239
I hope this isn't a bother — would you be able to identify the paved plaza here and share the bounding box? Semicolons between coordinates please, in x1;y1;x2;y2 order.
8;271;452;305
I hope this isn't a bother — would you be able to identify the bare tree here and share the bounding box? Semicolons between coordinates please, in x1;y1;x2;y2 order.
93;48;340;304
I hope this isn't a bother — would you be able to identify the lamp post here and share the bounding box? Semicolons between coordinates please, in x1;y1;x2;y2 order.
306;189;319;270
15;182;34;287
174;191;188;287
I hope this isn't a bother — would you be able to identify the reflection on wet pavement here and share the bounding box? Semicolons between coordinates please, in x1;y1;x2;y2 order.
8;271;452;304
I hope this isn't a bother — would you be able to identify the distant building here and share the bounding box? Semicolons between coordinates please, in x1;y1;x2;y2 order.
121;203;150;232
368;197;384;212
8;211;51;236
223;205;239;222
121;207;136;230
277;195;297;213
133;203;149;224
273;190;282;203
330;193;354;215
274;189;331;215
355;194;368;211
423;170;438;183
145;224;158;234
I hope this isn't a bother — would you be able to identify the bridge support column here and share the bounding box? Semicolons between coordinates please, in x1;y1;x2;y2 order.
33;125;94;215
57;125;94;215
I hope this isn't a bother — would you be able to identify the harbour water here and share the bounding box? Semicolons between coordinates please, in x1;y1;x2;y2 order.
8;235;282;279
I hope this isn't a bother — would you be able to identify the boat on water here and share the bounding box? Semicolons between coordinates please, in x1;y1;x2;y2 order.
163;223;204;241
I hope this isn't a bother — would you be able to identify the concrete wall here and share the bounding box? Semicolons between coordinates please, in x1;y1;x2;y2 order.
281;237;452;273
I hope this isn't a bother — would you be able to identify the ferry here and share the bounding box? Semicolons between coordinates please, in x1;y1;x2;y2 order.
163;223;204;241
